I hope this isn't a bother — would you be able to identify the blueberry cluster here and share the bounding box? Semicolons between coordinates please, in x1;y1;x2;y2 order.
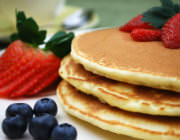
2;98;77;140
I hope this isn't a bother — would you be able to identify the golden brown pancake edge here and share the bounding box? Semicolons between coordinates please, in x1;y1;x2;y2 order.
71;28;180;92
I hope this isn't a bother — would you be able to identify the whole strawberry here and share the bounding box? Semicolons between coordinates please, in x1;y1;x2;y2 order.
162;13;180;49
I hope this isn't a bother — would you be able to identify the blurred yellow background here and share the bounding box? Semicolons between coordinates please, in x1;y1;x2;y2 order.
0;0;179;37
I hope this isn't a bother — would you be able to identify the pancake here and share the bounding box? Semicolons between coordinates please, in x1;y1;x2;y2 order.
57;80;180;140
59;55;180;116
71;28;180;92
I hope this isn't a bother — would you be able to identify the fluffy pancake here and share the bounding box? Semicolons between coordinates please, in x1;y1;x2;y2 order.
59;55;180;116
71;28;180;92
57;80;180;140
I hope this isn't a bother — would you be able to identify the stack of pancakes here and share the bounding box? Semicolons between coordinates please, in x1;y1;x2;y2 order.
57;28;180;140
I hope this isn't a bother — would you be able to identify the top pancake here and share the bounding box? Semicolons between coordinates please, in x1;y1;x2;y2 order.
71;28;180;92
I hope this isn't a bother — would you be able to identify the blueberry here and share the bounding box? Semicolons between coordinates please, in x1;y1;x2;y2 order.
29;114;58;139
6;103;33;122
50;123;77;140
2;114;27;139
34;98;57;116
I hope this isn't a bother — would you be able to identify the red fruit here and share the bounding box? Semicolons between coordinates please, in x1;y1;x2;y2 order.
11;61;59;97
131;29;161;41
119;14;155;32
0;40;60;97
26;71;59;96
162;13;180;49
0;40;27;72
0;47;34;82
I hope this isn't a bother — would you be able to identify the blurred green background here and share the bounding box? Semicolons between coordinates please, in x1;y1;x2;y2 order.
67;0;180;27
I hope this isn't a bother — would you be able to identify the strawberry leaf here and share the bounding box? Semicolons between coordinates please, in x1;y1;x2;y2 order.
149;7;176;18
10;10;75;58
11;11;47;46
160;0;173;8
142;12;168;28
44;31;74;58
10;33;19;41
142;0;180;28
16;11;26;24
174;4;180;13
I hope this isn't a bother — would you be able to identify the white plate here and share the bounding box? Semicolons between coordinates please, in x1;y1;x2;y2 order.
0;29;138;140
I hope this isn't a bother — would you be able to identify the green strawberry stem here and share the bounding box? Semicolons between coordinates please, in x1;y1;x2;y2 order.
10;10;74;58
142;0;180;28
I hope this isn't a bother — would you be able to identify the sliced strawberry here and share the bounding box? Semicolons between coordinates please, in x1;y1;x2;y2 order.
131;29;161;41
0;55;58;97
28;72;59;96
162;13;180;49
26;71;59;96
0;47;34;81
0;41;60;97
10;62;59;97
119;14;155;32
0;55;37;88
0;67;38;96
0;40;28;72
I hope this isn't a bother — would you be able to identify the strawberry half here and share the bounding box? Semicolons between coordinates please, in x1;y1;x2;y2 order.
131;29;161;41
0;40;60;97
0;48;35;87
119;14;155;32
10;63;59;97
162;13;180;49
0;40;27;72
25;70;59;96
0;11;74;98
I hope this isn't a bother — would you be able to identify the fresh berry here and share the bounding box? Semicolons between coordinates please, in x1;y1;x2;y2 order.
33;98;57;116
131;29;161;41
162;13;180;49
26;71;59;96
0;40;60;97
119;14;155;32
2;114;27;139
0;40;27;72
6;103;33;122
0;10;74;98
10;59;59;97
0;46;34;83
51;123;77;140
29;114;58;139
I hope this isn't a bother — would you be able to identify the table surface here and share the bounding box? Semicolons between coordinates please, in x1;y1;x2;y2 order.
67;0;179;27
